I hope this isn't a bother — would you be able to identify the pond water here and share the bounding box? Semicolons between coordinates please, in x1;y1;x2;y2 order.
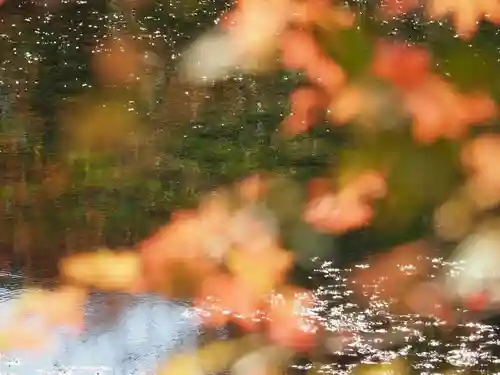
2;261;500;374
0;271;199;375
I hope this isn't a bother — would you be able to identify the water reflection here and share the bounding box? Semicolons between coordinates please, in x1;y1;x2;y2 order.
0;271;199;375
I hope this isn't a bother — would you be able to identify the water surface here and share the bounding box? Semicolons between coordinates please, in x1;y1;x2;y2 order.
0;272;199;375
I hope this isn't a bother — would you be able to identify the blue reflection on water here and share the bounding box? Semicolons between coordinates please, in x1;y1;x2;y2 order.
0;274;199;375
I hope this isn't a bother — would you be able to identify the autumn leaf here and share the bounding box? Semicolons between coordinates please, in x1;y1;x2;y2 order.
0;326;51;351
237;173;269;203
281;87;327;136
226;246;293;295
137;215;220;296
232;346;293;375
59;249;142;292
266;287;319;352
9;286;87;344
181;0;292;82
304;192;374;234
367;40;497;143
402;281;453;321
371;40;431;91
327;84;365;125
279;28;345;93
304;171;386;234
158;338;248;375
350;241;431;307
228;205;280;253
195;273;261;331
461;134;500;209
307;177;333;200
280;29;322;71
426;0;500;39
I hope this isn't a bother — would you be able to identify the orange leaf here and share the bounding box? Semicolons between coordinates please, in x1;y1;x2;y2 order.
267;288;319;352
196;273;260;331
304;193;374;234
282;87;326;135
280;29;321;71
371;40;430;90
305;56;345;94
350;241;431;304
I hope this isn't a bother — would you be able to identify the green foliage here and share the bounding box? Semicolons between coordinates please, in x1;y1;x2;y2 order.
318;24;374;77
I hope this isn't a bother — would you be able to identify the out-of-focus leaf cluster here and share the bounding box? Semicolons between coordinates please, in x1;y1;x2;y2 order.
1;0;500;289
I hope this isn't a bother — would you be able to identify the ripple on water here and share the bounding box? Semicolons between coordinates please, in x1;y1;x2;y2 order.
3;258;500;374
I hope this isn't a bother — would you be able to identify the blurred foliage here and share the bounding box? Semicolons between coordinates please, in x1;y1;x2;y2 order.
3;2;500;375
0;0;500;280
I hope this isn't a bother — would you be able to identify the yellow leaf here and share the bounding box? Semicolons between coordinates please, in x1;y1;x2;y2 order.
60;250;141;292
226;248;293;295
158;338;247;375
